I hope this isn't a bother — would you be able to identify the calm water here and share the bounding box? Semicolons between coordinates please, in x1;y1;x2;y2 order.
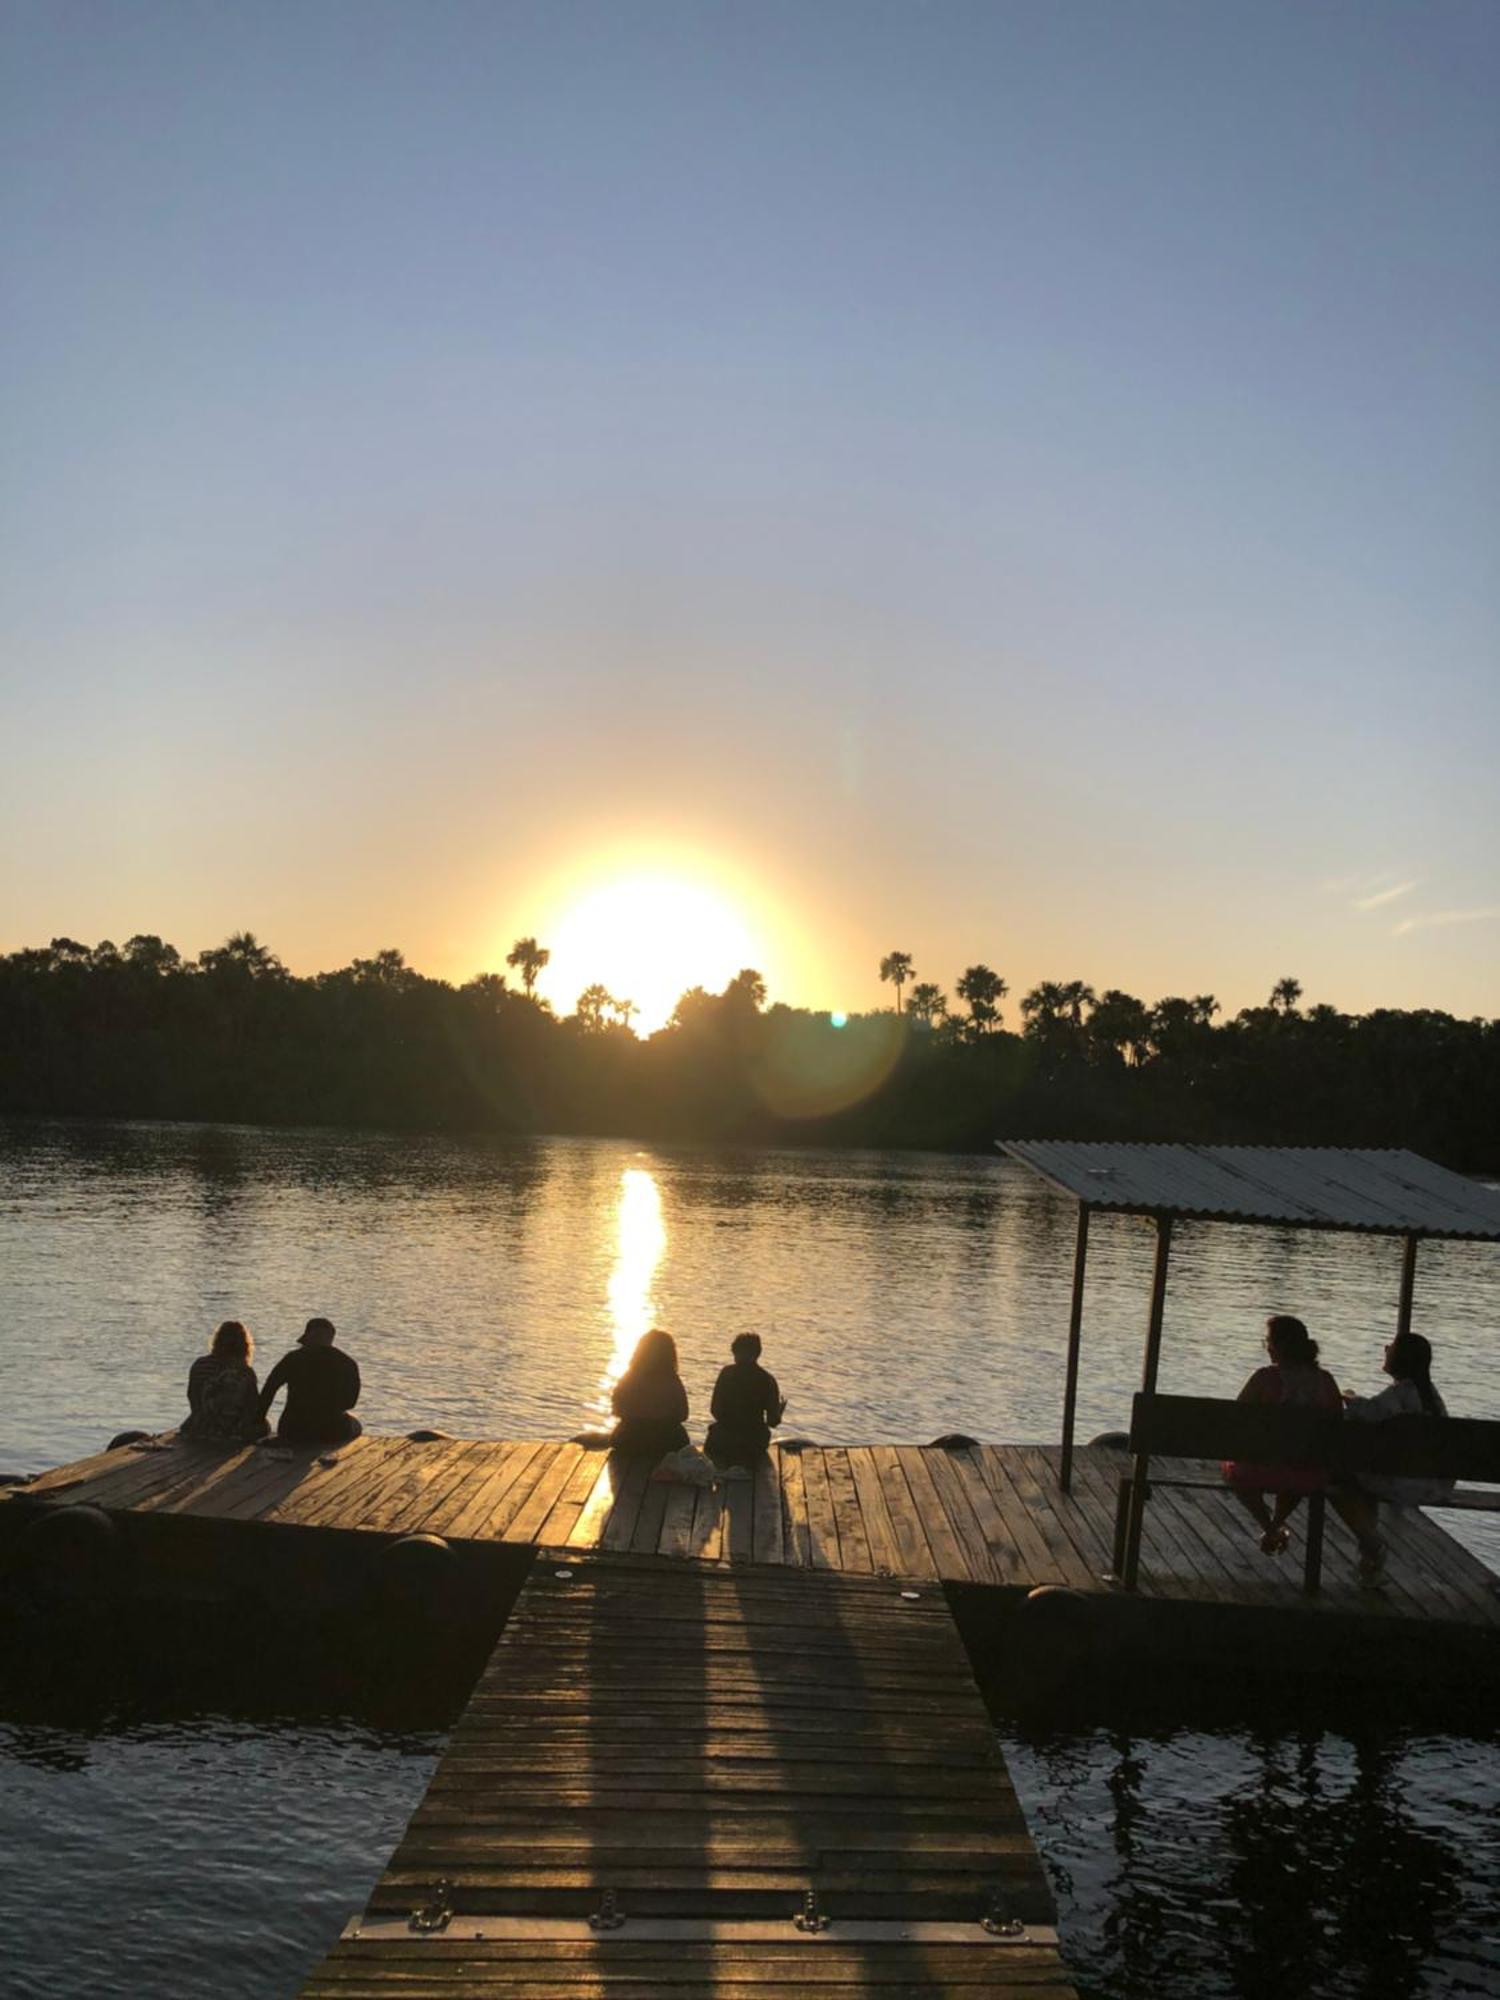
2;1119;1498;1999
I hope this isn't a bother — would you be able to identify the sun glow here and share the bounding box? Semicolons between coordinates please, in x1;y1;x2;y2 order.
535;869;762;1034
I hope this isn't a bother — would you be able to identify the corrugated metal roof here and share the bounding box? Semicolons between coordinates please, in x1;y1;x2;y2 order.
997;1142;1500;1240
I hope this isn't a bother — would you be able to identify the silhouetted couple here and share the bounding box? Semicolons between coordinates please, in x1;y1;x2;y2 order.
1224;1314;1451;1586
609;1329;785;1469
182;1316;361;1447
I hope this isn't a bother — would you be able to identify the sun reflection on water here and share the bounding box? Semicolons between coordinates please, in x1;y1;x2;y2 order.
598;1166;665;1412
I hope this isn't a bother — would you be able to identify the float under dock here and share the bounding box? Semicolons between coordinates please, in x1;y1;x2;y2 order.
7;1434;1498;1632
297;1550;1074;1998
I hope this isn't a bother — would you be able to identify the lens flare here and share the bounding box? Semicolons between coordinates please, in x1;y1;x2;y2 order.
751;1011;907;1120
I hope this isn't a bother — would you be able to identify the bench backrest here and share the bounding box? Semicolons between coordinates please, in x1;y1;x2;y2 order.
1128;1393;1500;1483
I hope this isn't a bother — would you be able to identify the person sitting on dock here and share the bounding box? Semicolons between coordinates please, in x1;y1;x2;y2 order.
1223;1314;1342;1554
1332;1332;1454;1585
704;1333;786;1469
256;1317;362;1446
180;1320;269;1444
608;1328;690;1461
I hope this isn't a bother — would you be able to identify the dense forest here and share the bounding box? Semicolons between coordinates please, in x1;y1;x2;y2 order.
1;933;1496;1170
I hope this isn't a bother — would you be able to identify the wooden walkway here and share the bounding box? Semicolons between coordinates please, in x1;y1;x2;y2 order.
11;1434;1500;1630
296;1552;1075;1997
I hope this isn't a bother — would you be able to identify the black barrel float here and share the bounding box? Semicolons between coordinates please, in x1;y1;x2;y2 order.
928;1433;980;1450
372;1532;458;1613
404;1429;451;1443
1020;1583;1096;1641
1088;1431;1132;1453
106;1430;152;1452
16;1503;123;1606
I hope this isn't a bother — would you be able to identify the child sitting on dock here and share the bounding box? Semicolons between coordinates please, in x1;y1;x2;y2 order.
1223;1314;1342;1554
180;1320;269;1443
256;1317;362;1445
704;1333;786;1469
608;1328;690;1461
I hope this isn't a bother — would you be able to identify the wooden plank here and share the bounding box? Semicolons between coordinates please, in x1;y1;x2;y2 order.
820;1448;873;1575
655;1480;701;1563
562;1454;624;1552
532;1450;612;1548
30;1436;213;1514
230;1437;382;1525
775;1447;811;1570
942;1449;1031;1586
442;1442;549;1542
722;1472;755;1565
598;1456;651;1553
288;1439;428;1530
1014;1447;1117;1576
845;1447;904;1578
750;1455;784;1567
688;1483;724;1564
895;1448;974;1584
800;1449;844;1572
507;1445;587;1545
628;1475;672;1557
918;1447;1005;1587
973;1448;1086;1588
361;1440;487;1534
868;1446;940;1581
488;1444;568;1542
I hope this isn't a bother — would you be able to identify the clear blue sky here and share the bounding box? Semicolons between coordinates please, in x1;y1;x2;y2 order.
3;1;1495;1018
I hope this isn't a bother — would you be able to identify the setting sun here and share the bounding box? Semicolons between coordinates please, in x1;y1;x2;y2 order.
535;871;762;1033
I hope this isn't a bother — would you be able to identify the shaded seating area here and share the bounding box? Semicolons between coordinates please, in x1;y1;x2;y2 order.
1109;1391;1500;1594
999;1144;1500;1493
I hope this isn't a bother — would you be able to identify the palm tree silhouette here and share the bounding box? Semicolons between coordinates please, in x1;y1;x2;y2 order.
506;936;550;999
907;982;947;1026
956;964;1007;1035
878;951;915;1012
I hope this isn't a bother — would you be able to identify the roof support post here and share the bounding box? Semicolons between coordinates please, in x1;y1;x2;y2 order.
1058;1203;1090;1492
1396;1232;1419;1339
1122;1213;1172;1591
1140;1212;1174;1395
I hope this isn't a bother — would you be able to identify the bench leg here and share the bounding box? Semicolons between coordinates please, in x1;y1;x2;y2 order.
1121;1456;1151;1592
1302;1492;1325;1597
1111;1473;1131;1578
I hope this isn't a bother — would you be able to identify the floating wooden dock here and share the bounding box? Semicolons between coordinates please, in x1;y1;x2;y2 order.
8;1433;1499;1629
296;1552;1072;1996
6;1432;1497;1996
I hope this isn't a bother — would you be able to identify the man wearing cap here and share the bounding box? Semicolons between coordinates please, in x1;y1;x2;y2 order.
256;1317;362;1445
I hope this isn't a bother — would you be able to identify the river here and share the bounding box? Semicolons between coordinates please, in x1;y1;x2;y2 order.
2;1119;1497;1998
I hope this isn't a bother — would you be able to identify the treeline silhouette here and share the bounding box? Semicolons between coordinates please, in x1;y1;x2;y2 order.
1;934;1496;1170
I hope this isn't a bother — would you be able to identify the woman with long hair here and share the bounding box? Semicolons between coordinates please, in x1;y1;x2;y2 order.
1336;1332;1454;1582
1223;1314;1343;1554
180;1319;268;1443
608;1328;690;1462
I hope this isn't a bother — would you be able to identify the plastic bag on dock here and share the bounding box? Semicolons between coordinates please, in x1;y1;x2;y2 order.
650;1444;719;1489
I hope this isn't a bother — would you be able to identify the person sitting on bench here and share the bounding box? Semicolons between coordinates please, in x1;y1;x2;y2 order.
1223;1315;1343;1554
1334;1332;1454;1584
705;1332;786;1469
256;1317;362;1445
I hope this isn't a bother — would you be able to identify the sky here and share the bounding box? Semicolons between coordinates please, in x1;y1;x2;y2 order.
2;1;1496;1027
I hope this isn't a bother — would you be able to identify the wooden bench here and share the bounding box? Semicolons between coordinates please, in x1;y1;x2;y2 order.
1111;1393;1500;1594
